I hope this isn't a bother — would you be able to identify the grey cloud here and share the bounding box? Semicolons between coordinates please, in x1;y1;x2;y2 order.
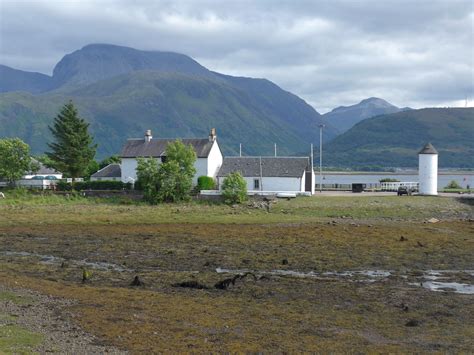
0;0;472;112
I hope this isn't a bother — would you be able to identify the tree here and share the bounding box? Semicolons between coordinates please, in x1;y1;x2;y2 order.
135;140;196;204
136;157;160;204
221;172;247;204
0;138;34;185
46;101;97;182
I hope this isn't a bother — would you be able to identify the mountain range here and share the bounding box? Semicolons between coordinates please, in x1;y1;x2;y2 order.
0;43;472;168
0;43;337;158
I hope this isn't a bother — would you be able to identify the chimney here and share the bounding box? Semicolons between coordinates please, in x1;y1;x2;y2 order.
145;129;152;142
209;128;217;142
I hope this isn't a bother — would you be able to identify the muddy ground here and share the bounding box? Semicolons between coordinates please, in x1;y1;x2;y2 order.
0;196;473;352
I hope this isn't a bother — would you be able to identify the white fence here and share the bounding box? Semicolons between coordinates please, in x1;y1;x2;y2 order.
380;182;419;192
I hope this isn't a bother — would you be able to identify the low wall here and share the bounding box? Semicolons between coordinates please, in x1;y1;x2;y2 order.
82;190;143;200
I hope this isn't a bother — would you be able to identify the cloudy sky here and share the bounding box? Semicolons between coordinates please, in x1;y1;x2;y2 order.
1;0;473;112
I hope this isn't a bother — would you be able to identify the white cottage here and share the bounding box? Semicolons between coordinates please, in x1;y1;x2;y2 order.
216;156;315;195
120;129;223;184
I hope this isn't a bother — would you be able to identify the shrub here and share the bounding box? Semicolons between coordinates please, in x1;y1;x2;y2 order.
197;176;216;190
445;180;462;189
379;178;400;183
221;172;247;204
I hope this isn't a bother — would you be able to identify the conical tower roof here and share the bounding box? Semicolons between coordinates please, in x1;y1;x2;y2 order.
418;142;438;155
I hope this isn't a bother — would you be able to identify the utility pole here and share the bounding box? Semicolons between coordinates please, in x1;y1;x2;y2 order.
274;143;277;157
319;124;324;193
239;143;242;157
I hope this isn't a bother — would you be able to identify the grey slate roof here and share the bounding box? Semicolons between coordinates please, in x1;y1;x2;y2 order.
121;138;214;158
91;164;122;178
29;159;61;175
217;157;310;178
418;142;438;155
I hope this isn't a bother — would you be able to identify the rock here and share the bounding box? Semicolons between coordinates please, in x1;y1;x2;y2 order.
130;276;144;287
281;259;289;265
399;236;407;242
173;281;209;289
427;218;440;223
405;319;420;327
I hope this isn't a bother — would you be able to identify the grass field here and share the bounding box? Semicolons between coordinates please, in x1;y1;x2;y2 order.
0;193;473;352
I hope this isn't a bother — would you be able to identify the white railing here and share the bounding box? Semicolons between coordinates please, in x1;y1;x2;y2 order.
380;182;419;191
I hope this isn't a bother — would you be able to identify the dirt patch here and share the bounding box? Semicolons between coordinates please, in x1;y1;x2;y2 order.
0;284;126;354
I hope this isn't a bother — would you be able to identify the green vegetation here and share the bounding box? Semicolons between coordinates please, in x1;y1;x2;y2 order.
99;155;121;169
221;172;248;204
445;180;462;189
0;138;35;185
0;290;34;305
0;325;43;354
197;176;216;190
46;101;97;181
136;140;196;203
56;180;131;191
326;108;474;168
379;178;400;183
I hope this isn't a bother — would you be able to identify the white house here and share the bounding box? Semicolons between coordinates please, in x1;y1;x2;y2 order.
216;156;315;195
91;164;122;181
0;159;63;189
120;129;223;184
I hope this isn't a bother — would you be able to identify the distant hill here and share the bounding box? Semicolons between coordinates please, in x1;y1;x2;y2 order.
0;44;337;158
0;65;52;93
325;108;474;168
323;97;410;133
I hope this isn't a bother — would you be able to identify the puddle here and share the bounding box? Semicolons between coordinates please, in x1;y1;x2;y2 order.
216;267;392;282
418;281;474;294
413;270;474;295
216;267;474;294
1;251;130;272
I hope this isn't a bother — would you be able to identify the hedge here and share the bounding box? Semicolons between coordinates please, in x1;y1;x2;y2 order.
197;176;216;190
56;180;132;191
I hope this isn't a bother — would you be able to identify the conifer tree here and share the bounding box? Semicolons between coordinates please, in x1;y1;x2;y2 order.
47;101;97;182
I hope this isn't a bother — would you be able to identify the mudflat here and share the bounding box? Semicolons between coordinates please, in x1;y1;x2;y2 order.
0;194;473;352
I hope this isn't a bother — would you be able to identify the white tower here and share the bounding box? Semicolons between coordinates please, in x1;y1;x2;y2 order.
418;143;438;195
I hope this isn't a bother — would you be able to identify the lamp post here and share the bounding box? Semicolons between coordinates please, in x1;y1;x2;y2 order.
319;124;324;193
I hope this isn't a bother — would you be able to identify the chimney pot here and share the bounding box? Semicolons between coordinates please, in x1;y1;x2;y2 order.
209;128;217;142
145;129;152;142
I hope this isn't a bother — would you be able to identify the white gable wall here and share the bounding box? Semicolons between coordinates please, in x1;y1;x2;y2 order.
206;141;223;178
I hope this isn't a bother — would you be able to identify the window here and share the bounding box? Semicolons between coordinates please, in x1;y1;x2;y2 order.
254;179;260;190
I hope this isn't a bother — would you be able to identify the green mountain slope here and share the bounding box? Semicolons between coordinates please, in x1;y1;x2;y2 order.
0;70;329;157
325;108;474;168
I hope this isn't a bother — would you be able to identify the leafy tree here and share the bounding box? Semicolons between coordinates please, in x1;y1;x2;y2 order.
0;138;34;185
136;157;160;204
99;155;121;169
85;160;100;180
46;101;97;182
222;172;247;204
136;140;196;204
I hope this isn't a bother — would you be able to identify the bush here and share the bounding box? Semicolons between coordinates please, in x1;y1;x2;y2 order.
221;172;247;204
197;176;216;190
56;180;131;191
445;180;462;189
379;178;400;183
